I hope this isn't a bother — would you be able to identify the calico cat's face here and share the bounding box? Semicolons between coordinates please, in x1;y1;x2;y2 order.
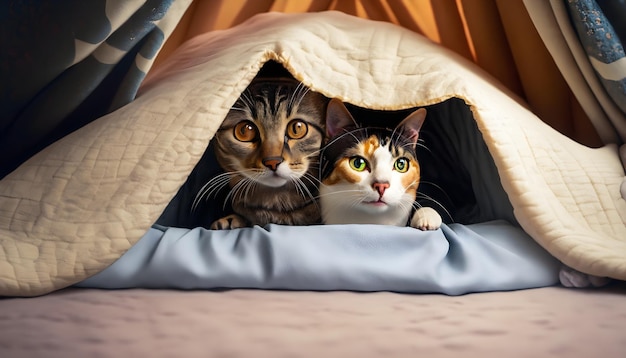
213;78;327;188
320;99;426;226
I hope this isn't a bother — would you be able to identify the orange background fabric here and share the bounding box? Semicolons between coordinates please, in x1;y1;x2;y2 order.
152;0;603;147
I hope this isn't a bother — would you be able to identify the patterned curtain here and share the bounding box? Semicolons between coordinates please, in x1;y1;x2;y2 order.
525;0;626;144
0;0;192;178
568;0;626;139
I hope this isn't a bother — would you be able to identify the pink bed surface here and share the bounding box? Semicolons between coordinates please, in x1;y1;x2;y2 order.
1;283;625;357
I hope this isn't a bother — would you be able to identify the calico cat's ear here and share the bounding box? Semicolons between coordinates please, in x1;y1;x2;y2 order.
325;98;358;138
397;108;427;146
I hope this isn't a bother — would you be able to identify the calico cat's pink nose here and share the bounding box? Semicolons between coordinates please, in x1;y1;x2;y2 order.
262;157;283;171
373;182;390;197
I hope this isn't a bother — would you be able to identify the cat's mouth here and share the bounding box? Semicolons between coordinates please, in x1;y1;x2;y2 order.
364;199;387;207
358;199;392;213
257;164;306;188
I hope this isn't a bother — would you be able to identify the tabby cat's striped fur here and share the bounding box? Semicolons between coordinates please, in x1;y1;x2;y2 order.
200;78;328;229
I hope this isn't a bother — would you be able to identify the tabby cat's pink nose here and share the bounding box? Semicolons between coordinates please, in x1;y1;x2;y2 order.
262;157;283;171
373;182;389;196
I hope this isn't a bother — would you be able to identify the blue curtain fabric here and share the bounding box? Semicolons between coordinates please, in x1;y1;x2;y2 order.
0;0;176;178
566;0;626;115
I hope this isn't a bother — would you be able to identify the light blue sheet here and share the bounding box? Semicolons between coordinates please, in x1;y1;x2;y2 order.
77;220;561;295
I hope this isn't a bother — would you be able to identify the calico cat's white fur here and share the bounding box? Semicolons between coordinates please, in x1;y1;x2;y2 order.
320;99;442;230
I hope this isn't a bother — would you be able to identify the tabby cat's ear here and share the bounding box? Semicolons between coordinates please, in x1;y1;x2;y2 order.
326;99;358;138
397;108;427;146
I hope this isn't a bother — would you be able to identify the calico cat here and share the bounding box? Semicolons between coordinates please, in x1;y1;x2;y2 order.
319;99;442;230
195;78;328;229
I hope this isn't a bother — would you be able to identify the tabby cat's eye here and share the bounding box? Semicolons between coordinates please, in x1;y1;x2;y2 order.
349;156;368;172
286;120;308;139
233;121;259;142
394;158;409;172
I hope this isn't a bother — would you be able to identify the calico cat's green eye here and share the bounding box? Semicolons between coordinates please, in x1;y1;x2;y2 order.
233;121;259;142
394;158;409;172
349;156;368;172
286;120;308;139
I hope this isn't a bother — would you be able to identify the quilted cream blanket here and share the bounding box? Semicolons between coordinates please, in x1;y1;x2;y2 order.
1;11;625;297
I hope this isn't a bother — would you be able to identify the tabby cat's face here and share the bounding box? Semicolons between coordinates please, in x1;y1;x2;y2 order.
320;99;426;226
213;79;327;188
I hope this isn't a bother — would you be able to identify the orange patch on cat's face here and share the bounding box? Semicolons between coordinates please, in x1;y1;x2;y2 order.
323;138;379;186
362;136;379;158
401;158;421;196
323;159;359;186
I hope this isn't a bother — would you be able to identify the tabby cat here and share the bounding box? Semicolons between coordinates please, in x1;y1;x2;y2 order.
319;99;442;230
195;78;328;229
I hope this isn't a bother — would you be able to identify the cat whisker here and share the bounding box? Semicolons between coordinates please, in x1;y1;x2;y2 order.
320;128;363;158
398;140;419;150
238;89;256;114
420;181;450;199
390;125;407;148
304;166;321;174
322;191;363;211
290;176;318;210
232;177;248;205
301;172;322;186
191;172;234;213
237;176;258;207
300;164;321;175
219;169;262;210
288;82;310;114
192;177;221;208
348;194;370;210
207;173;236;196
230;106;250;113
303;148;325;159
404;178;420;189
242;170;263;197
224;177;249;211
299;182;321;202
315;188;364;200
394;137;428;150
414;193;453;222
416;140;430;152
293;179;304;199
293;175;319;207
396;201;415;220
418;181;455;204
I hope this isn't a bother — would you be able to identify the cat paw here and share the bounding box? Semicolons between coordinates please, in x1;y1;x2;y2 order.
210;214;248;230
410;207;442;231
559;265;611;288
